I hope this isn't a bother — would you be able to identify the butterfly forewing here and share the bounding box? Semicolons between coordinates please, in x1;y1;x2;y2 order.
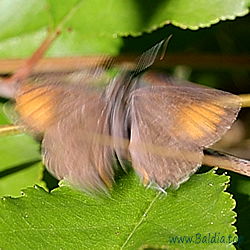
41;86;115;192
15;82;115;192
128;85;241;188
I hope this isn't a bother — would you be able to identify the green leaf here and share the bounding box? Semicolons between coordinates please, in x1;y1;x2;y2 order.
0;134;44;197
227;173;250;250
0;134;41;168
0;103;10;125
0;0;249;58
0;170;237;249
0;162;45;198
150;0;249;30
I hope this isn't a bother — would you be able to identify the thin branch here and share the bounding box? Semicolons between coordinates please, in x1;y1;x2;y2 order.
1;54;250;75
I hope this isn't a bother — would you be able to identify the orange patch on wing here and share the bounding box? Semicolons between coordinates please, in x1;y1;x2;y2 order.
15;85;56;132
178;103;225;140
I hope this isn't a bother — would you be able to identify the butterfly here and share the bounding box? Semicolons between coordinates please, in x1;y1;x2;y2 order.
13;40;241;192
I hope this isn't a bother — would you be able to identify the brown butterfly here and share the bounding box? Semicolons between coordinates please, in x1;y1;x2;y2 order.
11;41;242;192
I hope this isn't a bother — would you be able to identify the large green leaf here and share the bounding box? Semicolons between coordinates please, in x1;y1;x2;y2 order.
0;0;249;57
0;170;238;249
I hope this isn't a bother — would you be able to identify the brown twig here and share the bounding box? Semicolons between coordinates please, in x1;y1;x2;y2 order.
1;54;250;75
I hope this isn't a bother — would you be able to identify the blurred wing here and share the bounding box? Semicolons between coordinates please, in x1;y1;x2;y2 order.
30;55;112;89
15;83;71;133
16;83;115;192
128;85;241;188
